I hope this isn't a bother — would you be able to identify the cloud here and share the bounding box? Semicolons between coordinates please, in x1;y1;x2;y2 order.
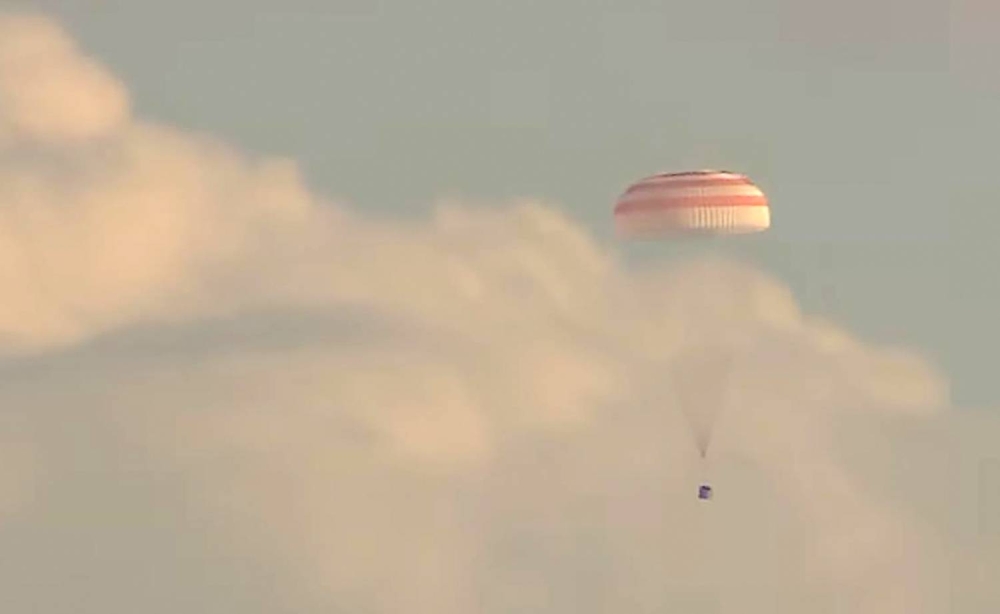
0;10;995;614
0;18;326;352
0;12;129;145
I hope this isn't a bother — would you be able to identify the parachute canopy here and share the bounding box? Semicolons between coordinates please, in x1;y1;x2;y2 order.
614;169;770;238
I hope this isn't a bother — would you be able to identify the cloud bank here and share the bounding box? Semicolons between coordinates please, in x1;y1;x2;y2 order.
0;10;995;614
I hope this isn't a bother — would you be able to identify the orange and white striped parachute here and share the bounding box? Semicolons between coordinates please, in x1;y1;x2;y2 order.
614;169;770;467
614;169;769;238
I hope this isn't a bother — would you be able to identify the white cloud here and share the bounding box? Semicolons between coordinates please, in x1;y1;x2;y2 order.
0;12;129;145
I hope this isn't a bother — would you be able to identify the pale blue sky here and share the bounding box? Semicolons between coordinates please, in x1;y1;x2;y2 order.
23;0;995;404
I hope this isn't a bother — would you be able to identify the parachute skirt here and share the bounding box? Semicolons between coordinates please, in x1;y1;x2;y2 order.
614;205;770;237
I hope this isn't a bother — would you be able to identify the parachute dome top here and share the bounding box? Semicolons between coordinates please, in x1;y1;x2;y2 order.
614;169;770;238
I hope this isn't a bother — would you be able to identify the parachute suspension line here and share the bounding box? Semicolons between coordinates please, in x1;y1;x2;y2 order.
668;345;735;462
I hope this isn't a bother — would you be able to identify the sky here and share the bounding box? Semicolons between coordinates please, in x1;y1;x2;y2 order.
0;2;997;612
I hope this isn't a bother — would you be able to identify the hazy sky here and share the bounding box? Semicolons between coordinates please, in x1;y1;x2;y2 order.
0;2;997;613
15;0;1000;405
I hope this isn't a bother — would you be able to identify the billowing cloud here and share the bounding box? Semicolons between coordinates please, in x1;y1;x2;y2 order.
0;14;326;352
0;12;129;145
0;10;995;614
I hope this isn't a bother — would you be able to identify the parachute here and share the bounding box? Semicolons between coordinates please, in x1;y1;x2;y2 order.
614;169;769;238
614;170;770;498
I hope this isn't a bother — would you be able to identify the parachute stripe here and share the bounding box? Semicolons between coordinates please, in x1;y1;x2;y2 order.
616;195;767;211
620;184;764;200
